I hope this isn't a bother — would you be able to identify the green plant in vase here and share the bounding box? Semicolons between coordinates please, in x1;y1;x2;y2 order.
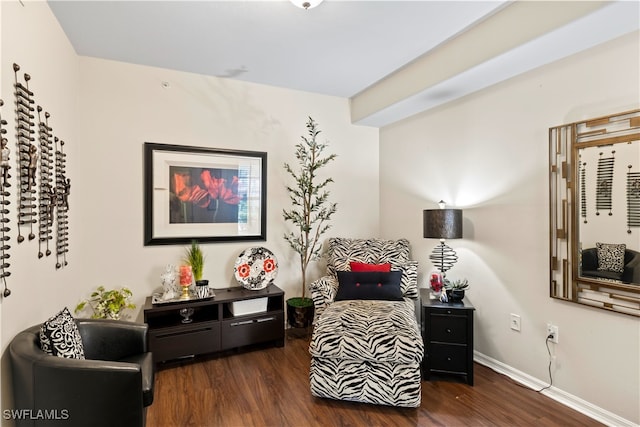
184;240;208;298
444;278;469;301
283;117;337;327
184;240;205;281
75;286;135;320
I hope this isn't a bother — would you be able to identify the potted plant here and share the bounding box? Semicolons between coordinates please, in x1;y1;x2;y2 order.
444;278;469;301
184;240;209;298
74;285;136;320
283;117;337;328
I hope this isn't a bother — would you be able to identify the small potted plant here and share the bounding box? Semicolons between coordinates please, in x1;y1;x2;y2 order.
283;117;337;328
184;240;209;298
75;286;136;320
444;278;469;301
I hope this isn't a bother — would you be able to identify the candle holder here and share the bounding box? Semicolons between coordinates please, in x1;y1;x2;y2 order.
179;264;193;299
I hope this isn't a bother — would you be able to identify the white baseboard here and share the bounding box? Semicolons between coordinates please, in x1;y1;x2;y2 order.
473;351;638;427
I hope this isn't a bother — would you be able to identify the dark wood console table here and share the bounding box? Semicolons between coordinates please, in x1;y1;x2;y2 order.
143;284;284;364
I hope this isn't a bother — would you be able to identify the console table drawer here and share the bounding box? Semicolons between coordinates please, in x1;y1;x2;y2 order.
428;343;467;373
149;321;220;362
144;285;285;365
221;312;284;350
430;314;468;344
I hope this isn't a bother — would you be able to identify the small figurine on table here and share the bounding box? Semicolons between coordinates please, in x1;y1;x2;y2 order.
160;264;177;301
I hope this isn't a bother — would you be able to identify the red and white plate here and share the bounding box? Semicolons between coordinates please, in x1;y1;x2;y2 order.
233;247;278;290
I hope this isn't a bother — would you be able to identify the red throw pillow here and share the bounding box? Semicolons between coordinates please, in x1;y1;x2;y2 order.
349;261;391;272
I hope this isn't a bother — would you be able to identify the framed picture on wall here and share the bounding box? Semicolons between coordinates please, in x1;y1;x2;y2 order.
143;142;267;245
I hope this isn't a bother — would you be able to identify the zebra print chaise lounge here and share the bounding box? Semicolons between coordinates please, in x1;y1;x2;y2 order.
308;238;424;407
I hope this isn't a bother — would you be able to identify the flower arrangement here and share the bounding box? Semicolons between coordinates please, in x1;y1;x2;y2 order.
75;286;135;320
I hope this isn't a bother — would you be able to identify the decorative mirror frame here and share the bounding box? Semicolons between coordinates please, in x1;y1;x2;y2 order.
549;109;640;317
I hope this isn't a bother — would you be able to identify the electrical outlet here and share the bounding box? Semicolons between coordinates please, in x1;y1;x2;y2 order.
547;323;559;343
510;313;521;331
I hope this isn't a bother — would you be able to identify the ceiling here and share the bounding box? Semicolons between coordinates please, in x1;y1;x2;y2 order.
47;0;640;127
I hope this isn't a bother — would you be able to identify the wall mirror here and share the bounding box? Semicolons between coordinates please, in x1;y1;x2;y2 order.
549;109;640;317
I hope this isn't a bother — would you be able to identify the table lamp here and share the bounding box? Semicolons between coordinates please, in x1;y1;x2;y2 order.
423;200;463;275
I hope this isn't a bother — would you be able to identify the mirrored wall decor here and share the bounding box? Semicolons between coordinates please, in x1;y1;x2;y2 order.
550;109;640;317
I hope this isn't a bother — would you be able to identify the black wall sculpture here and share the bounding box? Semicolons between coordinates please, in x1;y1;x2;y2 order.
0;99;11;297
0;62;73;299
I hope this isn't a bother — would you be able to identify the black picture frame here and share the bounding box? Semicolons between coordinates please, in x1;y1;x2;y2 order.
144;142;267;245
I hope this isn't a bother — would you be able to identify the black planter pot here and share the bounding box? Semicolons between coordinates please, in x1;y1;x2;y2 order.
446;289;465;301
286;298;314;328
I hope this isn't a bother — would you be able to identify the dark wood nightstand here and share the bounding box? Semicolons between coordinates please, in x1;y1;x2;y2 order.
420;288;475;385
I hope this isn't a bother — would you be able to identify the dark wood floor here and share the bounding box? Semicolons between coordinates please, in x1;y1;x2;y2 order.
147;330;603;427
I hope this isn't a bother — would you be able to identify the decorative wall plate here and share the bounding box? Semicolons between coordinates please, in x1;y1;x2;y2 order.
234;246;278;290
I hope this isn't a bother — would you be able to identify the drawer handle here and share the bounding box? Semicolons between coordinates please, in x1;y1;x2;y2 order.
156;327;212;339
446;328;452;334
447;357;452;361
231;320;255;326
230;316;276;327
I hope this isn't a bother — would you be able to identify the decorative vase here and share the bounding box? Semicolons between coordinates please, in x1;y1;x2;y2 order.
179;307;194;323
195;279;209;299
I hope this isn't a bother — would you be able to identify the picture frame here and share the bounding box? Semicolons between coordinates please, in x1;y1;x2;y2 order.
144;142;267;245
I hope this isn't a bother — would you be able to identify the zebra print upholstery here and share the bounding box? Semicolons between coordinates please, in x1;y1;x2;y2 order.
309;238;423;408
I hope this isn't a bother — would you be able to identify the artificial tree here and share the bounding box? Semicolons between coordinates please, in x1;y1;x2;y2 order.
283;117;337;325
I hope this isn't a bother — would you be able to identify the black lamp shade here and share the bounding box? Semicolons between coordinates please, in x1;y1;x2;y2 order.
423;209;462;239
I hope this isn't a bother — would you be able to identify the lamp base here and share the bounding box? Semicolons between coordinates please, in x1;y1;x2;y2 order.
429;241;458;274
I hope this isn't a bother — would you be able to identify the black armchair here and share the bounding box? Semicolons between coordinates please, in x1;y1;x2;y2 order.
9;319;154;427
581;247;640;283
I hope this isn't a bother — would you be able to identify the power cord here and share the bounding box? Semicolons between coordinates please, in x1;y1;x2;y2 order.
534;334;555;393
510;334;554;393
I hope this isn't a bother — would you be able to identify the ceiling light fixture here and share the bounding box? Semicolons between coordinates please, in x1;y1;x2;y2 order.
290;0;323;10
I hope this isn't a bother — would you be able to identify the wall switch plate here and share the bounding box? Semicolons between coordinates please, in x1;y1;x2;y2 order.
510;313;521;331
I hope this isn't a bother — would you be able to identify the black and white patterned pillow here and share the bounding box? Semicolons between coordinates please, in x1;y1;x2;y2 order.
39;307;85;359
596;242;626;273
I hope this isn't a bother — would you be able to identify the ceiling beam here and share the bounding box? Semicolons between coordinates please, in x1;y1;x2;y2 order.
350;1;610;126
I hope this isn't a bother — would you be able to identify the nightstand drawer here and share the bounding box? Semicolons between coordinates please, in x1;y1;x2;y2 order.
428;343;467;373
429;314;468;344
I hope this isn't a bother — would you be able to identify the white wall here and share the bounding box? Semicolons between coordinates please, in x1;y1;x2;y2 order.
379;31;640;424
72;55;379;307
1;1;80;420
0;1;379;422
